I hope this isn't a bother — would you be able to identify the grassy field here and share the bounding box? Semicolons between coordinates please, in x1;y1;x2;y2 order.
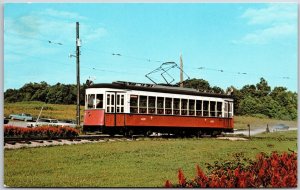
4;131;297;187
4;101;84;121
234;116;297;130
4;101;297;129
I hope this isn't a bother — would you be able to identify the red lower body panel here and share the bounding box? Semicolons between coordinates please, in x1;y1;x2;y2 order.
103;113;233;130
84;109;104;126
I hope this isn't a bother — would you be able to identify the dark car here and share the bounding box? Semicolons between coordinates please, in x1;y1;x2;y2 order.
4;117;9;124
273;124;289;131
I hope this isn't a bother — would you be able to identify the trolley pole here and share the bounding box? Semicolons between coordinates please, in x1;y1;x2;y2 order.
76;22;80;127
180;53;184;87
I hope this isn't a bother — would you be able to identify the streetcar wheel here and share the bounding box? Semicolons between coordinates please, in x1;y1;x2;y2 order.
109;132;115;137
196;131;203;138
144;130;152;137
211;130;220;137
125;129;134;138
108;129;116;137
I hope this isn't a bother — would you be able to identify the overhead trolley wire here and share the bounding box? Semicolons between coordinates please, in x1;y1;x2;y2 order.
81;47;164;64
197;66;296;80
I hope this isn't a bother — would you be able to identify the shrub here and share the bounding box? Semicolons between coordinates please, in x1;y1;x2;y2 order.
4;125;79;138
165;151;297;188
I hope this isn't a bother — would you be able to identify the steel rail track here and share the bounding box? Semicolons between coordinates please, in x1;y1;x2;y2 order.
4;134;181;144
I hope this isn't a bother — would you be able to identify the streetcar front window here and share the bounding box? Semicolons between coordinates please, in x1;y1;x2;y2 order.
87;94;95;109
96;94;103;109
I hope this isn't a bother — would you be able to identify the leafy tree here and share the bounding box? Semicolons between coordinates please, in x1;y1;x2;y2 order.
256;77;271;98
238;96;261;115
240;84;257;97
182;78;211;92
211;86;224;94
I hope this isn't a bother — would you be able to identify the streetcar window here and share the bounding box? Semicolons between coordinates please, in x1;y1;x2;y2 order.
217;102;222;117
157;97;164;114
196;100;202;116
139;96;147;114
229;102;233;117
111;94;115;105
107;95;110;106
210;101;216;117
189;99;195;116
203;101;209;116
173;98;180;115
116;94;125;113
117;94;120;105
130;95;138;113
224;102;228;117
87;94;95;109
85;95;87;109
148;96;156;114
165;98;172;115
121;95;124;105
96;94;103;109
181;99;188;115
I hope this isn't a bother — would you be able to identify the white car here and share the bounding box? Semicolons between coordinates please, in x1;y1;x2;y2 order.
27;118;77;128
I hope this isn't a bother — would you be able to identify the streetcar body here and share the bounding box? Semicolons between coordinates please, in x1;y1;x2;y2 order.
83;81;234;136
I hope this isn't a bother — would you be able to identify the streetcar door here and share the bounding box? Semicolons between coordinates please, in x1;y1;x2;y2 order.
116;93;125;114
224;101;233;128
105;92;125;127
115;93;126;126
106;92;115;113
105;92;116;127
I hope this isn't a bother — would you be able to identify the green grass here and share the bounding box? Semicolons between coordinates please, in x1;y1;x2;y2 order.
255;130;297;139
4;131;297;187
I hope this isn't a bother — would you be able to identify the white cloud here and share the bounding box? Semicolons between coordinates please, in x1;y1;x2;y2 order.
4;9;107;61
40;9;88;20
234;4;297;45
234;23;296;45
241;4;297;25
81;26;107;43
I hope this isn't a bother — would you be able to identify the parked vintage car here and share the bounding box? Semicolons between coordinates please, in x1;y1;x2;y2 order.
9;113;33;121
27;118;77;128
272;124;289;132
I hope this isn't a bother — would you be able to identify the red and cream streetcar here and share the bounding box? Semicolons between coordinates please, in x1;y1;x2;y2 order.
83;81;234;136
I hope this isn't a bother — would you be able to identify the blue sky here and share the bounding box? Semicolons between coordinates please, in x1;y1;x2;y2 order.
4;3;298;92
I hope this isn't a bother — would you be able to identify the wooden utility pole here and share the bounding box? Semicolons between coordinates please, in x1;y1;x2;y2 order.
76;22;80;127
180;53;183;87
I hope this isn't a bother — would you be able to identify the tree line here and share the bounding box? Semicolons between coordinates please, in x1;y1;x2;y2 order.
4;78;297;120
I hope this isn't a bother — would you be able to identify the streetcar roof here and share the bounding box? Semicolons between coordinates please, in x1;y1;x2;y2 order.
87;82;233;99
